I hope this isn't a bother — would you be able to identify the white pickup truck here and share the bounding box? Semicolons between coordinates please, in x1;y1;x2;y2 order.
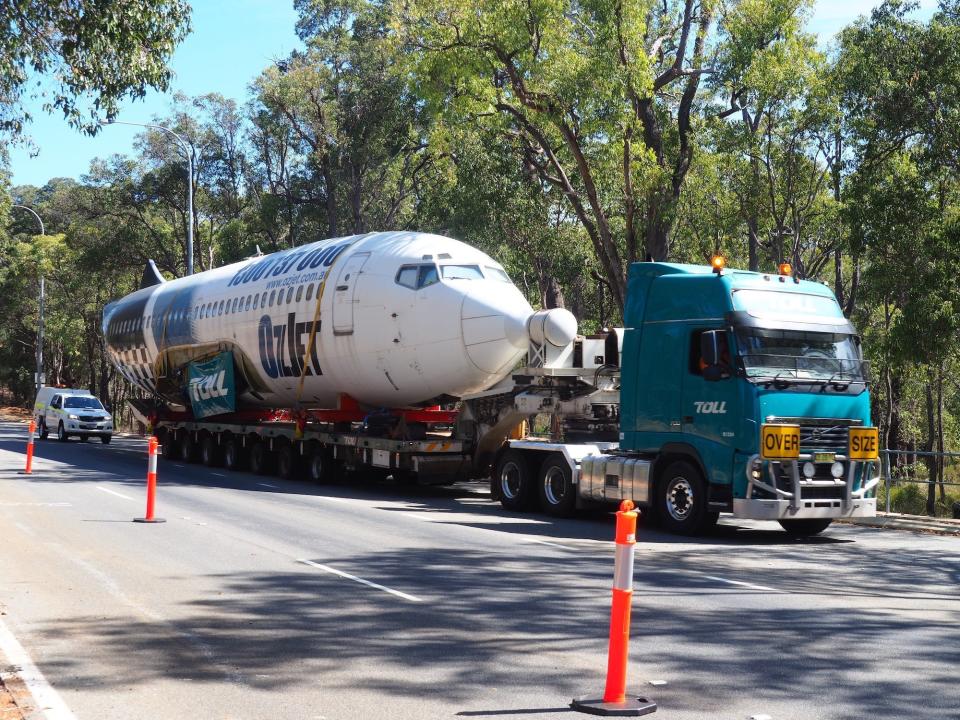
34;387;113;444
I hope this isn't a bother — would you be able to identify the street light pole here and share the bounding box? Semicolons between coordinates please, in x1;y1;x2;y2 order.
101;120;195;275
12;205;45;394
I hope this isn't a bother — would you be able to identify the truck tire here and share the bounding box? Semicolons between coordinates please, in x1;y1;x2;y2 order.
308;449;336;484
223;438;247;471
200;436;221;466
57;421;69;442
38;418;48;440
538;454;577;517
181;434;199;462
779;519;832;537
495;449;535;511
277;444;299;480
656;460;716;535
100;435;111;444
161;435;179;461
249;442;274;475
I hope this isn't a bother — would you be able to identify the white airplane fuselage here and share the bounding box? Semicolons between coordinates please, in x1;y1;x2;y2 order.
102;232;535;409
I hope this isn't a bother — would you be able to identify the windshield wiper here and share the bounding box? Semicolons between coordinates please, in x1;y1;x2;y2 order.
760;371;793;389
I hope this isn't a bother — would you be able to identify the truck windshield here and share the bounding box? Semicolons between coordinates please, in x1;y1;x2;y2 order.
63;396;105;409
736;329;866;383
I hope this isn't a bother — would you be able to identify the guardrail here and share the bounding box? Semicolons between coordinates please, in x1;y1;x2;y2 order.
880;449;960;517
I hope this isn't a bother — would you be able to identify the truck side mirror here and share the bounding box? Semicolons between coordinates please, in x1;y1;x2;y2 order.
700;330;721;366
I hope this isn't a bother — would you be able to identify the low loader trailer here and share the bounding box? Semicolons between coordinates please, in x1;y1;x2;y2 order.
143;260;880;536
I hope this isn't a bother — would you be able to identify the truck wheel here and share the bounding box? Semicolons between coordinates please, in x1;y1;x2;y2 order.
223;439;247;471
249;442;274;475
100;435;112;445
779;519;832;537
657;460;713;535
277;445;299;480
181;434;199;462
162;435;179;461
57;422;68;442
200;436;221;466
538;455;577;517
495;449;535;511
308;449;337;483
38;419;48;440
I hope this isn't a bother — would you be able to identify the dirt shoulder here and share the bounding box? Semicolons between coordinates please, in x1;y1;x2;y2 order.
0;407;30;424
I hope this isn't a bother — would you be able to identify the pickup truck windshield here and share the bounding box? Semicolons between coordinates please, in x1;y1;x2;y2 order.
63;396;105;410
736;328;866;382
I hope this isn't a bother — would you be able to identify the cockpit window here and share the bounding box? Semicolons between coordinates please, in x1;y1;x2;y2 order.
485;266;511;282
396;264;440;290
441;264;484;280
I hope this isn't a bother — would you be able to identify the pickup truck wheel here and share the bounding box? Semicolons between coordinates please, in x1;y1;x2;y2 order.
538;455;577;517
38;419;48;440
779;518;832;536
277;445;299;480
496;449;535;511
100;435;111;445
657;460;711;535
223;439;247;471
308;449;337;483
57;422;68;442
249;442;274;475
200;436;221;466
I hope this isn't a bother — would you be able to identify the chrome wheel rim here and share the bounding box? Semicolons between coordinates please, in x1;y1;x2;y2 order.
500;461;522;499
666;476;694;522
543;466;568;506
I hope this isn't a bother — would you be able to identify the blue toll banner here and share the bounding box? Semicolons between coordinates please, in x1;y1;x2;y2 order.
186;351;236;419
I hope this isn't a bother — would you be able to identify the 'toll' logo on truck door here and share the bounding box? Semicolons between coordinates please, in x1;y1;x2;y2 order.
761;424;801;460
694;401;727;414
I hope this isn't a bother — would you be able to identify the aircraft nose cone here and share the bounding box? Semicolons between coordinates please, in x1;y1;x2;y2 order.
461;286;534;374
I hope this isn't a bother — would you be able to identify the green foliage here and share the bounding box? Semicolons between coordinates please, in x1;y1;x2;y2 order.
0;0;191;141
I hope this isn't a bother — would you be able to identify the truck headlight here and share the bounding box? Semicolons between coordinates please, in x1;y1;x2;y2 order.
831;461;844;478
68;413;79;420
803;461;816;478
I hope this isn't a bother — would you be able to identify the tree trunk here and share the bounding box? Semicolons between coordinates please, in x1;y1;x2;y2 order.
924;370;937;516
937;364;945;503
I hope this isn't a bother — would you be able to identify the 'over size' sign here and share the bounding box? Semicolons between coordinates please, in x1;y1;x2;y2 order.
761;424;801;460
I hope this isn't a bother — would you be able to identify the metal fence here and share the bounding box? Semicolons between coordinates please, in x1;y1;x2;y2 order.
880;449;960;517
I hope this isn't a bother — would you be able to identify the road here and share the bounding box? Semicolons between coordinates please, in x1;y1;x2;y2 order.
0;420;957;720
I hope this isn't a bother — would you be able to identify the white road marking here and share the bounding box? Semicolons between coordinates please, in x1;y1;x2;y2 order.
649;680;668;686
297;559;423;603
211;472;227;478
257;482;278;489
96;486;134;501
750;714;773;720
0;502;71;507
524;537;573;550
0;616;78;720
699;574;782;593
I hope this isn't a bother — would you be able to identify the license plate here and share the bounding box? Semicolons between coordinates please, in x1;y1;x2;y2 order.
80;424;95;430
813;452;836;464
761;424;800;460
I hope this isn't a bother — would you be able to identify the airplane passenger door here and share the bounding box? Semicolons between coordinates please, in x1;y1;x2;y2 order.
332;252;370;335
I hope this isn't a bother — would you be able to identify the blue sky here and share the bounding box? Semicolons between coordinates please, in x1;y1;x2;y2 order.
7;0;939;187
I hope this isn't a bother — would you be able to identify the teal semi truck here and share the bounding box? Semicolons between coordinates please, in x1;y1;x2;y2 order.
477;259;880;536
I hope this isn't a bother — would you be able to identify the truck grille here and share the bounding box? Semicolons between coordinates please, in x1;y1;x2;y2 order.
79;415;101;422
767;416;861;454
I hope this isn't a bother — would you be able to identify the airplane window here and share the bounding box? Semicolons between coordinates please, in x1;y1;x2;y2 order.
260;293;267;309
232;297;240;313
306;284;314;302
486;266;512;282
418;265;439;288
396;266;418;289
295;285;303;303
218;300;225;316
245;295;252;311
442;264;484;280
286;287;294;304
253;293;260;308
269;290;276;307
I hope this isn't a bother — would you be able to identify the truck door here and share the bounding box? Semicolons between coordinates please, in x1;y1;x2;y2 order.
332;252;370;335
47;395;61;427
682;328;739;446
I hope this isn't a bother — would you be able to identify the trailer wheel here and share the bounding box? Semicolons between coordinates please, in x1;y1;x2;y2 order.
277;444;299;480
200;436;222;467
308;449;337;484
495;449;535;511
181;434;199;462
249;442;274;475
538;454;577;517
223;438;247;471
161;434;179;460
779;519;832;537
657;460;715;535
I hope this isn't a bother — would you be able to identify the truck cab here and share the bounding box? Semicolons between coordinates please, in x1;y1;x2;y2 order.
619;262;878;534
34;387;114;444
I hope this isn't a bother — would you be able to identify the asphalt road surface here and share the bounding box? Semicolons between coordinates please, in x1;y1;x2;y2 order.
0;421;957;720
